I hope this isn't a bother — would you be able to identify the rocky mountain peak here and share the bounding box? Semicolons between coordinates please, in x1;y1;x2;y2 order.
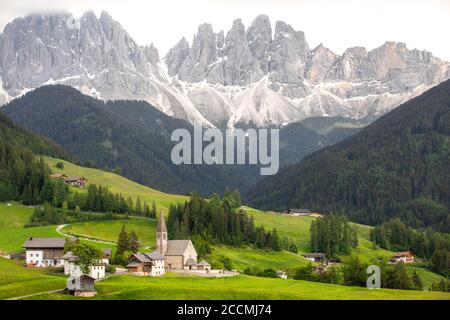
247;14;272;73
163;37;190;76
1;12;449;129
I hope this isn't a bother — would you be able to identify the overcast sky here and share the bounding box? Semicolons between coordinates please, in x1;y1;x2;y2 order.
1;0;449;60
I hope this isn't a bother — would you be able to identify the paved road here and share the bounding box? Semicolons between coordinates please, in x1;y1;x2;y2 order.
56;224;152;250
56;224;116;245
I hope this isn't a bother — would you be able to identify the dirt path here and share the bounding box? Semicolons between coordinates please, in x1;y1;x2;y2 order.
7;288;65;300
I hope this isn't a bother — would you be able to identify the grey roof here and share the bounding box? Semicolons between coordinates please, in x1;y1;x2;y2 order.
102;248;112;256
144;251;164;260
23;237;65;249
185;258;197;266
197;260;210;266
302;253;326;258
165;240;192;256
130;253;153;263
61;251;77;261
157;211;167;233
130;252;164;263
286;209;312;213
64;176;87;182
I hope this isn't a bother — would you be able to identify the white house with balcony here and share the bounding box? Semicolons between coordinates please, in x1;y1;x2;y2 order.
62;251;106;279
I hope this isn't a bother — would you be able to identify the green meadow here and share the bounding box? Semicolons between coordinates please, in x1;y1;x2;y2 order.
43;156;189;212
0;158;447;300
0;258;66;300
0;203;60;252
62;218;157;248
23;273;450;300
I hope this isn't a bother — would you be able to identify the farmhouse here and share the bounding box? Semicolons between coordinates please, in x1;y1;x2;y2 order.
50;173;67;179
64;176;87;188
23;237;66;267
390;252;415;264
67;274;96;297
302;253;327;263
156;212;198;270
62;251;106;279
283;208;312;216
127;252;165;276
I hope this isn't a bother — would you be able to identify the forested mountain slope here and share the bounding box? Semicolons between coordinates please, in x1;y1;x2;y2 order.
246;80;450;231
1;85;259;195
0;111;69;202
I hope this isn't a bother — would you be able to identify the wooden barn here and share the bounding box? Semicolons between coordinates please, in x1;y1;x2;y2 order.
67;275;96;297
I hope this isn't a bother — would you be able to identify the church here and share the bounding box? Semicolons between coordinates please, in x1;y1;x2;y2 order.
156;212;198;270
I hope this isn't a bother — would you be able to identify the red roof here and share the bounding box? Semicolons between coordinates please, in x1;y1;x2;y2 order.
394;251;413;257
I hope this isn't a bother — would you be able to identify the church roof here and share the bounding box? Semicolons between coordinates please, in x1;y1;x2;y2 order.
165;240;192;256
157;211;167;233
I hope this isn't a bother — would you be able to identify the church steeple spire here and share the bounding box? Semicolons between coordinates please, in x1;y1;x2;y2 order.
156;210;167;256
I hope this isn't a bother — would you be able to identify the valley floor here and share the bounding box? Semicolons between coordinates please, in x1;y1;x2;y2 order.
18;273;450;300
0;157;448;300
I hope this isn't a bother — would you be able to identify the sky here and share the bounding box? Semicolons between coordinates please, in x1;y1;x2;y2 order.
0;0;449;60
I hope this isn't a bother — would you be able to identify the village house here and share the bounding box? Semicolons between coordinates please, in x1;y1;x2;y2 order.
302;253;327;263
50;173;67;179
67;274;96;297
127;252;165;276
101;248;112;265
23;237;66;267
64;176;88;188
62;251;106;279
390;252;415;264
156;212;199;270
283;208;312;216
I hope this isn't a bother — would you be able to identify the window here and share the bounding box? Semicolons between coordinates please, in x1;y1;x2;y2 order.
30;254;33;257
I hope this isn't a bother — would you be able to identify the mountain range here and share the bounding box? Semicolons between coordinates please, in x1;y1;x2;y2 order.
1;84;362;195
0;12;449;127
245;79;450;231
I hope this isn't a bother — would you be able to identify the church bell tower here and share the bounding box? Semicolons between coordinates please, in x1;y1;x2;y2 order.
156;210;168;256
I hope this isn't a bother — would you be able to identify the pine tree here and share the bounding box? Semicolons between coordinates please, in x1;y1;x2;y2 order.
117;225;130;255
129;230;140;253
412;271;423;290
151;200;157;219
135;197;142;216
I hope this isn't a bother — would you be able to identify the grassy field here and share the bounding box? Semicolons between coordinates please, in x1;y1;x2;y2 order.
63;218;157;248
24;273;450;300
244;207;313;252
0;257;66;300
405;266;448;290
209;245;309;270
0;203;60;252
44;156;188;212
0;202;113;252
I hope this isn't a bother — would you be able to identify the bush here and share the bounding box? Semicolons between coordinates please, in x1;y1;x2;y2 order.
106;265;116;274
56;162;65;169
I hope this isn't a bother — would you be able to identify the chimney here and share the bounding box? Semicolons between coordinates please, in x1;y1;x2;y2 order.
28;236;33;240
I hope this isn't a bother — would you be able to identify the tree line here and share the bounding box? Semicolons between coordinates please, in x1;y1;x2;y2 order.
310;214;358;259
370;218;450;276
167;191;281;251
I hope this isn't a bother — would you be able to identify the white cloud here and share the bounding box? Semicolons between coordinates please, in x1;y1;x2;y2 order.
0;0;449;60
